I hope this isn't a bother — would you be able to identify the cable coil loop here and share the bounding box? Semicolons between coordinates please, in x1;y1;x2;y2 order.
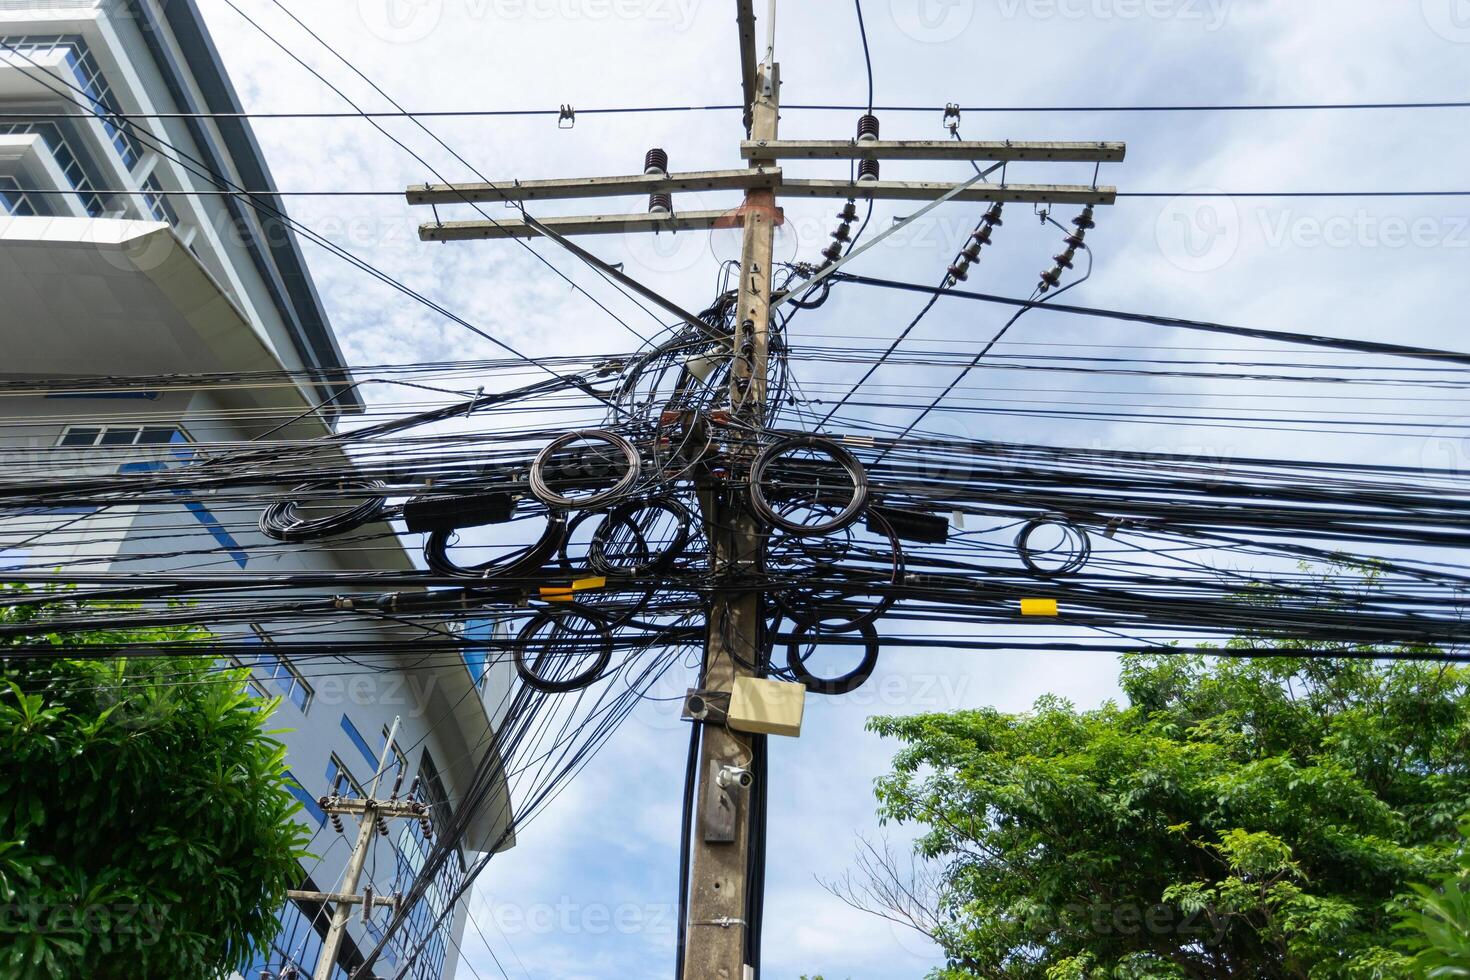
1016;516;1092;578
748;435;870;537
259;481;388;541
529;429;642;510
785;619;881;695
514;609;613;693
424;512;568;580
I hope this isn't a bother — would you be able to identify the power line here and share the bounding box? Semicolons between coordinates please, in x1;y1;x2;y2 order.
3;99;1469;121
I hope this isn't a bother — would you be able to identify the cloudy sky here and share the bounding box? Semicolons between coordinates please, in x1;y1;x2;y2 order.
192;1;1470;976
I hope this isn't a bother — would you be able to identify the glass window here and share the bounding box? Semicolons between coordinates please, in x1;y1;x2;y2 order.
282;771;325;826
0;174;38;216
0;35;142;171
251;627;312;713
57;426;100;447
381;726;408;777
325;754;366;799
140;172;179;225
57;425;180;448
339;714;380;772
0;121;107;216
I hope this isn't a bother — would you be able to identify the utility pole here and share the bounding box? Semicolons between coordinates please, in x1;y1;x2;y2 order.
680;44;781;980
297;719;426;980
400;5;1123;976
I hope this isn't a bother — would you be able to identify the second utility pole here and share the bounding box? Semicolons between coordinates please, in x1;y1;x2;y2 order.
683;38;780;980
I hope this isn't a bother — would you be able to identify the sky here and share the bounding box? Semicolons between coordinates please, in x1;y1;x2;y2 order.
190;1;1470;977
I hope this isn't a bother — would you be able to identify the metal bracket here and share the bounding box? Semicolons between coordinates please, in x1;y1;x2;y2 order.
682;688;730;725
701;759;740;843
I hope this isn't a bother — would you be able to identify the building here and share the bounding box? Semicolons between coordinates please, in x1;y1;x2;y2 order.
0;2;512;976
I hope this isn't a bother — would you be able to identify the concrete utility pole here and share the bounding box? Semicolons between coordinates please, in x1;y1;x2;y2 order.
680;48;781;980
299;719;424;980
400;4;1123;975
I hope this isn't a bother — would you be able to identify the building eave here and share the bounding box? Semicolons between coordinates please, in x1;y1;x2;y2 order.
125;0;363;417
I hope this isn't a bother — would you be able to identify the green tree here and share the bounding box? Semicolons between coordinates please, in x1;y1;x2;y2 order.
0;589;311;979
1398;819;1470;976
864;649;1470;979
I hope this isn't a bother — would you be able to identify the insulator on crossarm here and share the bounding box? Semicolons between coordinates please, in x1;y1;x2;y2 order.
821;241;844;264
856;114;881;181
330;813;344;834
970;225;993;247
1064;233;1087;250
1072;205;1096;230
983;204;1004;226
406;776;420;802
645;148;671;213
1053;250;1076;270
420;817;435;839
837;200;859;222
831;223;851;243
961;243;982;263
377;815;390;837
362;887;374;923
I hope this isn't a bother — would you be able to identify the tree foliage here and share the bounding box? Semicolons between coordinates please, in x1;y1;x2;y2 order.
868;649;1470;979
1398;819;1470;976
0;589;311;979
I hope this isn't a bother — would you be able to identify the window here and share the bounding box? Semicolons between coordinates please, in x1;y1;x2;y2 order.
340;714;380;772
251;626;312;712
0;122;107;216
381;725;408;777
462;618;510;690
0;175;37;216
57;425;187;448
140;172;178;225
390;749;463;980
229;657;271;705
283;771;325;826
325;754;366;799
0;35;142;170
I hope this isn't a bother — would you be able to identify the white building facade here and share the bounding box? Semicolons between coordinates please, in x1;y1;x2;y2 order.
0;3;511;977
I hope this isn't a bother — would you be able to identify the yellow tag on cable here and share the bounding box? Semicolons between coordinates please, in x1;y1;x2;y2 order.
538;587;574;602
572;576;607;591
1020;598;1059;617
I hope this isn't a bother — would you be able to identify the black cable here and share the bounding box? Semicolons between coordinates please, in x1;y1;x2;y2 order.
674;720;701;980
832;273;1470;367
853;0;874;114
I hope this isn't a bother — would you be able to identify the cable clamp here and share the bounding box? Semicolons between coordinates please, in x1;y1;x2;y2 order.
693;917;747;929
943;103;961;134
558;104;576;129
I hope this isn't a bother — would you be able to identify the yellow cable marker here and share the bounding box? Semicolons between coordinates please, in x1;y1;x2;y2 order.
1020;598;1059;617
538;587;574;602
572;576;608;591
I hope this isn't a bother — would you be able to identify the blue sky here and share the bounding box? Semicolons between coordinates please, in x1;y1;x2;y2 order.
195;1;1470;976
